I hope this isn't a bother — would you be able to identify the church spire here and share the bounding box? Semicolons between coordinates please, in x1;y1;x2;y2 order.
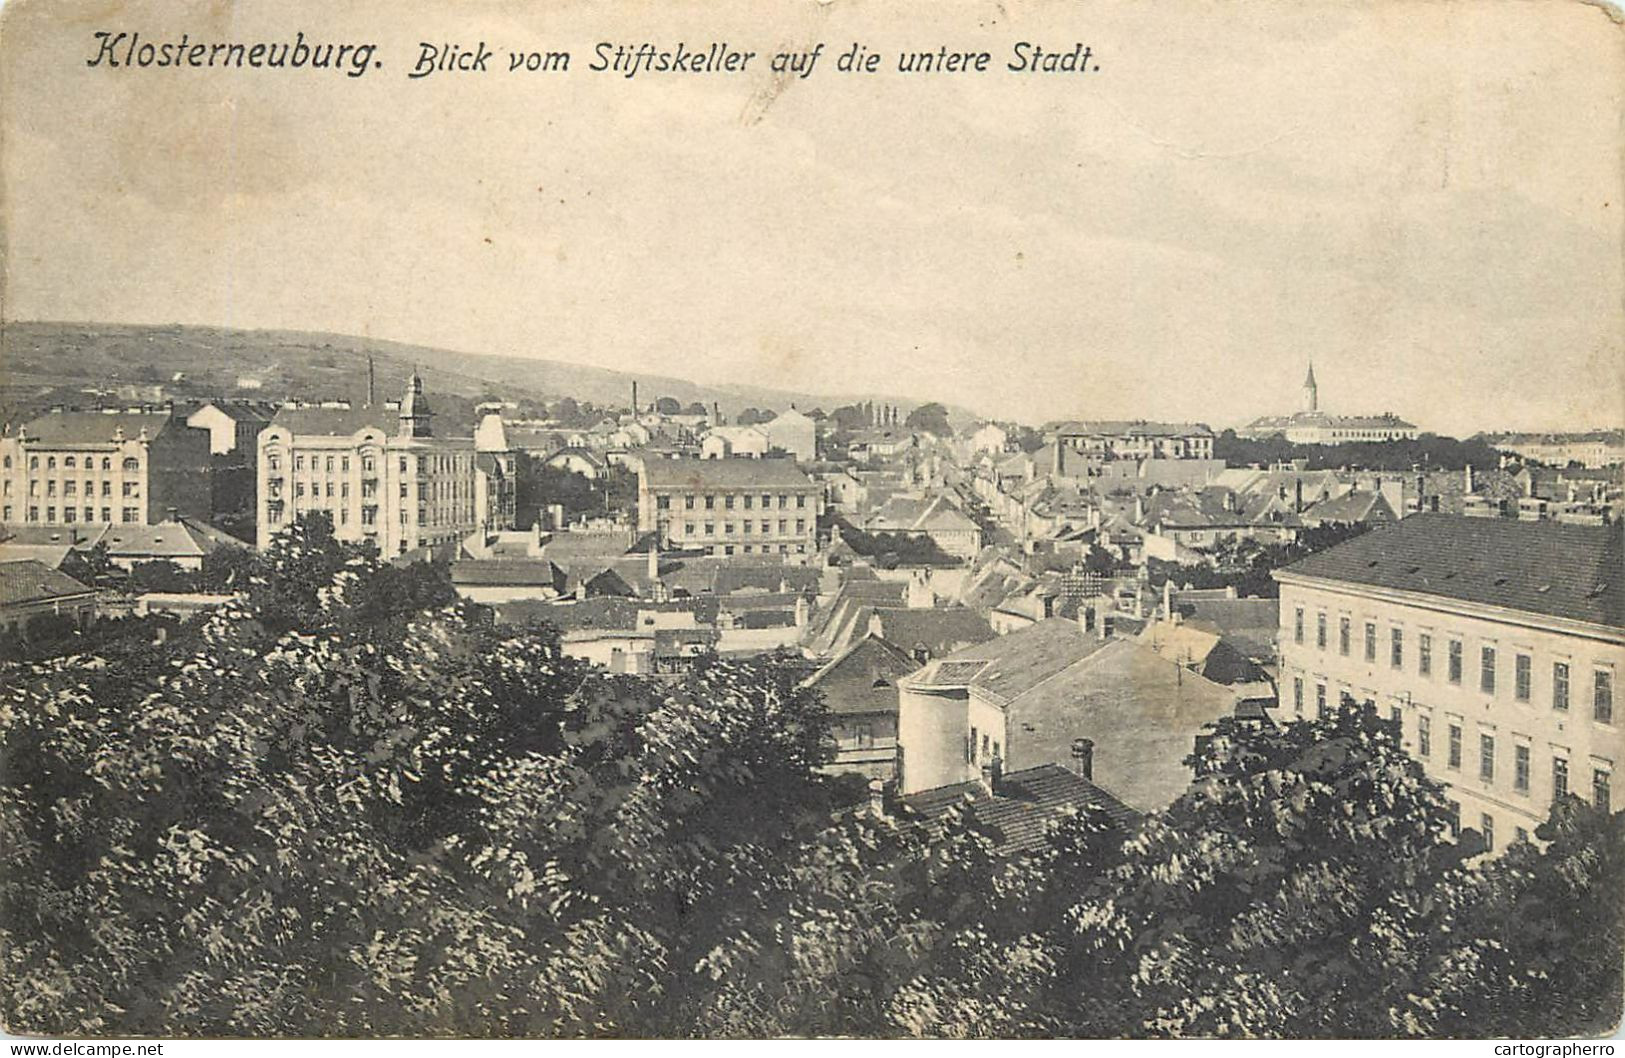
1301;360;1319;414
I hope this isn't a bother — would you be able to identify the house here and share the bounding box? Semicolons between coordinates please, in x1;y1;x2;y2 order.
803;633;920;779
1275;514;1624;853
965;422;1010;456
1299;489;1398;528
760;409;817;463
700;426;769;460
897;617;1245;812
0;560;97;639
449;558;569;604
863;494;983;561
541;447;607;481
99;517;246;571
0;408;213;529
185;401;275;458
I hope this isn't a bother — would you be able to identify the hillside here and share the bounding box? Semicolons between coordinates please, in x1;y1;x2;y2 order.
0;320;968;427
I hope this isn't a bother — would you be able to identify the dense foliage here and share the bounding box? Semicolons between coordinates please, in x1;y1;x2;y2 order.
1213;430;1503;472
1;516;1619;1037
1146;523;1373;598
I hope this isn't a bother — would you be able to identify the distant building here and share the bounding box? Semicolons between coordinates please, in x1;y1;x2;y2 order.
803;632;920;779
701;425;769;460
0;409;213;529
185;401;275;458
761;409;818;463
256;373;514;556
1241;361;1420;444
862;493;983;560
1275;514;1624;853
1486;430;1625;469
638;457;822;556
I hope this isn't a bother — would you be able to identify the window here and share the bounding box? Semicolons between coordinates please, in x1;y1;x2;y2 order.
968;726;978;763
1596;670;1614;724
1513;654;1531;702
1480;646;1496;695
1419;633;1432;676
26;506;37;522
1390;628;1403;669
62;508;75;524
704;523;715;536
682;495;694;509
63;457;75;470
1554;662;1571;711
1364;622;1376;662
1554;756;1570;799
101;458;111;471
1293;677;1303;715
1515;826;1529;845
1481;814;1494;853
656;496;670;510
101;507;110;523
1316;613;1327;649
795;519;806;533
45;506;55;522
1595;769;1611;813
1315;683;1327;719
1389;705;1402;727
796;495;807;508
1512;744;1531;793
101;481;110;497
1479;734;1495;782
268;456;281;472
704;495;715;510
742;494;753;509
1418;715;1431;757
760;521;770;534
1447;724;1462;769
724;494;736;510
1293;608;1304;645
684;523;695;535
121;457;138;473
46;457;55;470
295;455;305;471
1448;640;1463;684
28;456;37;471
1339;617;1351;656
121;507;137;523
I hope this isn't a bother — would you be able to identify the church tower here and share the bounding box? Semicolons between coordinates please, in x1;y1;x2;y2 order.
398;371;434;438
1301;360;1319;415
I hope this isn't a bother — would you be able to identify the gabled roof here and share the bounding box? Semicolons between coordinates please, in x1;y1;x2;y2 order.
449;558;567;589
0;560;94;607
802;633;919;716
867;607;995;659
901;763;1140;855
1277;513;1624;629
905;618;1109;705
1301;489;1396;525
101;520;241;560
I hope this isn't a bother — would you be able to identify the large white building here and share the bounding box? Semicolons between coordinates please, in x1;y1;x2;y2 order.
1276;514;1624;853
637;457;822;556
1241;362;1420;444
0;409;213;529
256;374;514;556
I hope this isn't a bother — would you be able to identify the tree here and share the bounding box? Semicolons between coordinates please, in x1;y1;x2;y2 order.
655;396;682;416
904;403;951;438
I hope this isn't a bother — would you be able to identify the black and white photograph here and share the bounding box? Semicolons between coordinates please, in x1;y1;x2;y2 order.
0;0;1621;1043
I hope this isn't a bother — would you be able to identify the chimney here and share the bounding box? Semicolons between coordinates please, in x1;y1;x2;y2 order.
165;506;179;523
980;756;1003;795
1162;578;1172;622
1464;463;1475;494
867;778;887;818
1294;479;1304;513
646;542;659;586
1071;737;1095;780
632;381;639;415
366;355;376;406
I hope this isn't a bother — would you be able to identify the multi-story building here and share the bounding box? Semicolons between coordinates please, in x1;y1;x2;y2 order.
1275;514;1624;853
637;457;822;556
1240;361;1420;444
0;409;212;528
1486;430;1625;470
256;374;514;556
1050;420;1216;463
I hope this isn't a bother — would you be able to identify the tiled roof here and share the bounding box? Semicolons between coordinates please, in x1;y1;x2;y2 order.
869;607;996;658
906;618;1109;704
0;560;94;607
18;410;176;446
1301;490;1395;525
449;559;567;588
901;763;1140;855
802;634;919;716
640;457;814;490
1276;513;1624;629
101;521;239;560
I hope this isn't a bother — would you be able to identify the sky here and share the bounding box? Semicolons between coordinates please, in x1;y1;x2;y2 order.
2;0;1621;435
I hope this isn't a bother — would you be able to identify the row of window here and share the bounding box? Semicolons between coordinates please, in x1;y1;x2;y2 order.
677;519;809;538
1290;679;1612;811
267;453;469;475
967;726;1003;766
9;506;141;524
6;480;138;498
656;491;810;512
708;543;806;556
5;456;141;473
1293;606;1615;722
